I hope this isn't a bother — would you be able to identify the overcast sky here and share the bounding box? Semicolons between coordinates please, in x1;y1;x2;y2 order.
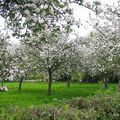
0;0;118;43
71;0;118;36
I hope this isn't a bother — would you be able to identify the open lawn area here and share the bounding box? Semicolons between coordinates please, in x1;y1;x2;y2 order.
0;82;117;108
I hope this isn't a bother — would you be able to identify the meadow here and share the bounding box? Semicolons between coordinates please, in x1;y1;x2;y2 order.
0;82;117;108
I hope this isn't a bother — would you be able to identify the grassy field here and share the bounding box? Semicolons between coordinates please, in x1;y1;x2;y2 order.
0;82;117;108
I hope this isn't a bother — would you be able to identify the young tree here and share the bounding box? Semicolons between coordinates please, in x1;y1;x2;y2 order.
13;45;36;91
0;34;14;88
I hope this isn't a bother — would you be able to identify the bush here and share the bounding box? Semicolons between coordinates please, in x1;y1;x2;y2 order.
1;92;120;120
70;92;120;120
69;97;89;109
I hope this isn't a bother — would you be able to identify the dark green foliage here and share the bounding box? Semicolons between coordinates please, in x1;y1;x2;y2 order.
58;73;71;82
81;71;120;83
82;72;100;83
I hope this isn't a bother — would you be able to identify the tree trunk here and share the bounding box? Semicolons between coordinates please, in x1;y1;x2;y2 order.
1;72;4;87
1;80;4;87
118;80;120;91
48;69;52;95
68;80;70;87
18;76;24;91
67;74;71;87
104;79;108;89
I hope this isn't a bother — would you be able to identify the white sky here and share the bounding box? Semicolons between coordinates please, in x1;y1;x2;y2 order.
71;0;118;36
0;0;118;43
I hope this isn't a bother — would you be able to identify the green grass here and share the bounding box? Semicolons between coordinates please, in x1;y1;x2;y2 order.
0;82;117;108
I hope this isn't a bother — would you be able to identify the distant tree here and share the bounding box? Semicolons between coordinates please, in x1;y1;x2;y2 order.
13;45;35;91
79;3;120;88
0;34;14;87
62;41;81;87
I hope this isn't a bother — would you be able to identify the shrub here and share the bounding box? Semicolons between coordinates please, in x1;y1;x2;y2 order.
1;92;120;120
69;97;89;109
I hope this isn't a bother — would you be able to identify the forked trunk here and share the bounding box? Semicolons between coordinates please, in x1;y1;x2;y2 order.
48;69;52;95
18;76;24;91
